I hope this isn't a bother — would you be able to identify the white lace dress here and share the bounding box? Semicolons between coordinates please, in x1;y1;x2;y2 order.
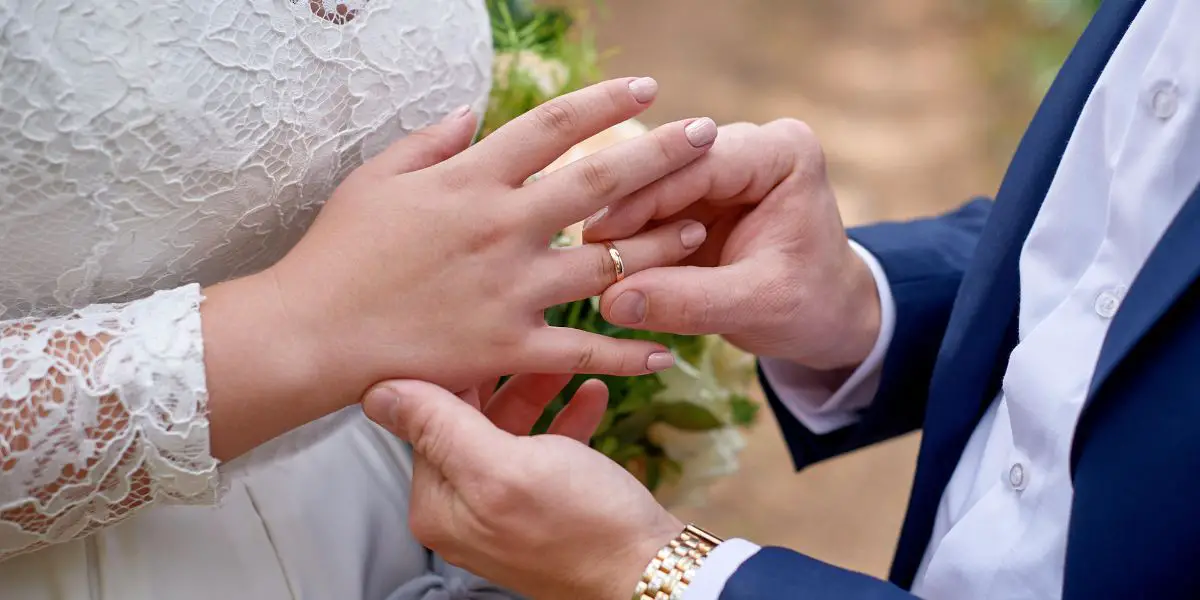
0;0;501;597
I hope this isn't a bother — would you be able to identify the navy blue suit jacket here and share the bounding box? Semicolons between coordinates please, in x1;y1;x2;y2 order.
725;1;1200;598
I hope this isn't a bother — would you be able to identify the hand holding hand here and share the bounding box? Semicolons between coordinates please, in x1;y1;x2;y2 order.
362;375;682;600
583;119;881;370
203;78;721;457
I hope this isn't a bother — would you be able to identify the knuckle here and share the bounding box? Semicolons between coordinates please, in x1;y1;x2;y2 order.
769;118;826;171
579;158;620;197
462;208;517;255
592;247;615;285
679;286;715;330
491;320;527;350
491;202;527;234
652;130;676;165
766;117;815;142
410;408;453;462
473;219;510;252
612;348;635;374
535;98;579;135
605;80;630;109
572;342;599;372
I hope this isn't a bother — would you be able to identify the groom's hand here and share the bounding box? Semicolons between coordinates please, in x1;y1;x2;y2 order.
583;120;881;370
362;376;682;600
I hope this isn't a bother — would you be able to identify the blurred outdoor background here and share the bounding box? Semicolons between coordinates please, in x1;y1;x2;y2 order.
575;0;1098;578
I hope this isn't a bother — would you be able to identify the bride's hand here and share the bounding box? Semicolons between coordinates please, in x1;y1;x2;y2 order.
202;78;717;458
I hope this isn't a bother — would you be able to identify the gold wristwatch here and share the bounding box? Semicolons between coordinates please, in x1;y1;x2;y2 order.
632;524;723;600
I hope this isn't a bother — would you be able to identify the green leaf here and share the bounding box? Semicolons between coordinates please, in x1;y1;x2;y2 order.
670;335;708;365
594;435;619;456
655;401;723;431
610;443;647;465
606;407;658;444
728;394;761;427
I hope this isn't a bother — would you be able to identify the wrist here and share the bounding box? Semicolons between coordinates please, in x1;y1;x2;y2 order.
598;514;683;600
625;519;724;600
839;242;883;366
802;240;881;371
201;271;338;459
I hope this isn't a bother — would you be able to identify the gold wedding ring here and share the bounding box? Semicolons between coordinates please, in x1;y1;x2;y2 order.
604;241;626;283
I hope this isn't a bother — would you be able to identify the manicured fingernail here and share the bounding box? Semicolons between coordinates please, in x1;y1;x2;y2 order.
680;222;707;249
646;352;675;372
363;385;400;427
442;104;471;122
685;118;717;147
629;77;659;104
583;207;609;230
609;290;646;325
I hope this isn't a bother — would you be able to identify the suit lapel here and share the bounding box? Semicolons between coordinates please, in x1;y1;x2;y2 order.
1071;187;1200;470
889;0;1147;587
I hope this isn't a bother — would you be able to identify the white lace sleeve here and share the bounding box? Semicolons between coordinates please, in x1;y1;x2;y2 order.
0;284;217;560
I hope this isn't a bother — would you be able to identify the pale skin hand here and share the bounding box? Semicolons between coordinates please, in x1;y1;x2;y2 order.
361;376;682;600
199;77;721;460
582;119;882;372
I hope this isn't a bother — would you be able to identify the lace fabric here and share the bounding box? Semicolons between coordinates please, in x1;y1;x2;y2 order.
0;284;215;560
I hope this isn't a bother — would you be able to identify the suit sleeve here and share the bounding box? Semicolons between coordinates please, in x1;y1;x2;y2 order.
761;197;993;471
717;548;917;600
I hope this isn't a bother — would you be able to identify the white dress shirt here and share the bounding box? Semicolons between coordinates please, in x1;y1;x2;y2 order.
688;0;1200;597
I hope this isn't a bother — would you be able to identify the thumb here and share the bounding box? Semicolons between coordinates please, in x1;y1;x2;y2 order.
362;379;508;476
363;106;477;176
600;263;756;335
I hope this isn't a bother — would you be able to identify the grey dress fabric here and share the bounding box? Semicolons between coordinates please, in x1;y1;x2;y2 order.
387;553;525;600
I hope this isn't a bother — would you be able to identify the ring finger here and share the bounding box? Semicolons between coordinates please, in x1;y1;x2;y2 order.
536;219;708;306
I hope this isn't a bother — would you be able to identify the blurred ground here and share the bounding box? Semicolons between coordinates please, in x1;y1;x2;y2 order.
590;0;1020;577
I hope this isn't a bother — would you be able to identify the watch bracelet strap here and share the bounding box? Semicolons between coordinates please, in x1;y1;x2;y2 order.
632;524;723;600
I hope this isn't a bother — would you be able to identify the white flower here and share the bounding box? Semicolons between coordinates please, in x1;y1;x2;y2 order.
707;337;757;392
648;425;745;479
648;424;747;508
653;350;728;415
493;50;570;98
645;337;758;506
652;336;756;418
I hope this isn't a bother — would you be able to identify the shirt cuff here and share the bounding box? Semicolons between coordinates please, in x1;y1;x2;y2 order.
684;539;762;600
759;240;896;435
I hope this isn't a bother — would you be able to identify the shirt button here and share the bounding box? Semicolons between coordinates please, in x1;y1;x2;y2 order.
1094;286;1126;319
1008;463;1028;491
1148;81;1180;120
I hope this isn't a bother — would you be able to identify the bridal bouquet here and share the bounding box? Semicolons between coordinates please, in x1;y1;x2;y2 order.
481;0;759;506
